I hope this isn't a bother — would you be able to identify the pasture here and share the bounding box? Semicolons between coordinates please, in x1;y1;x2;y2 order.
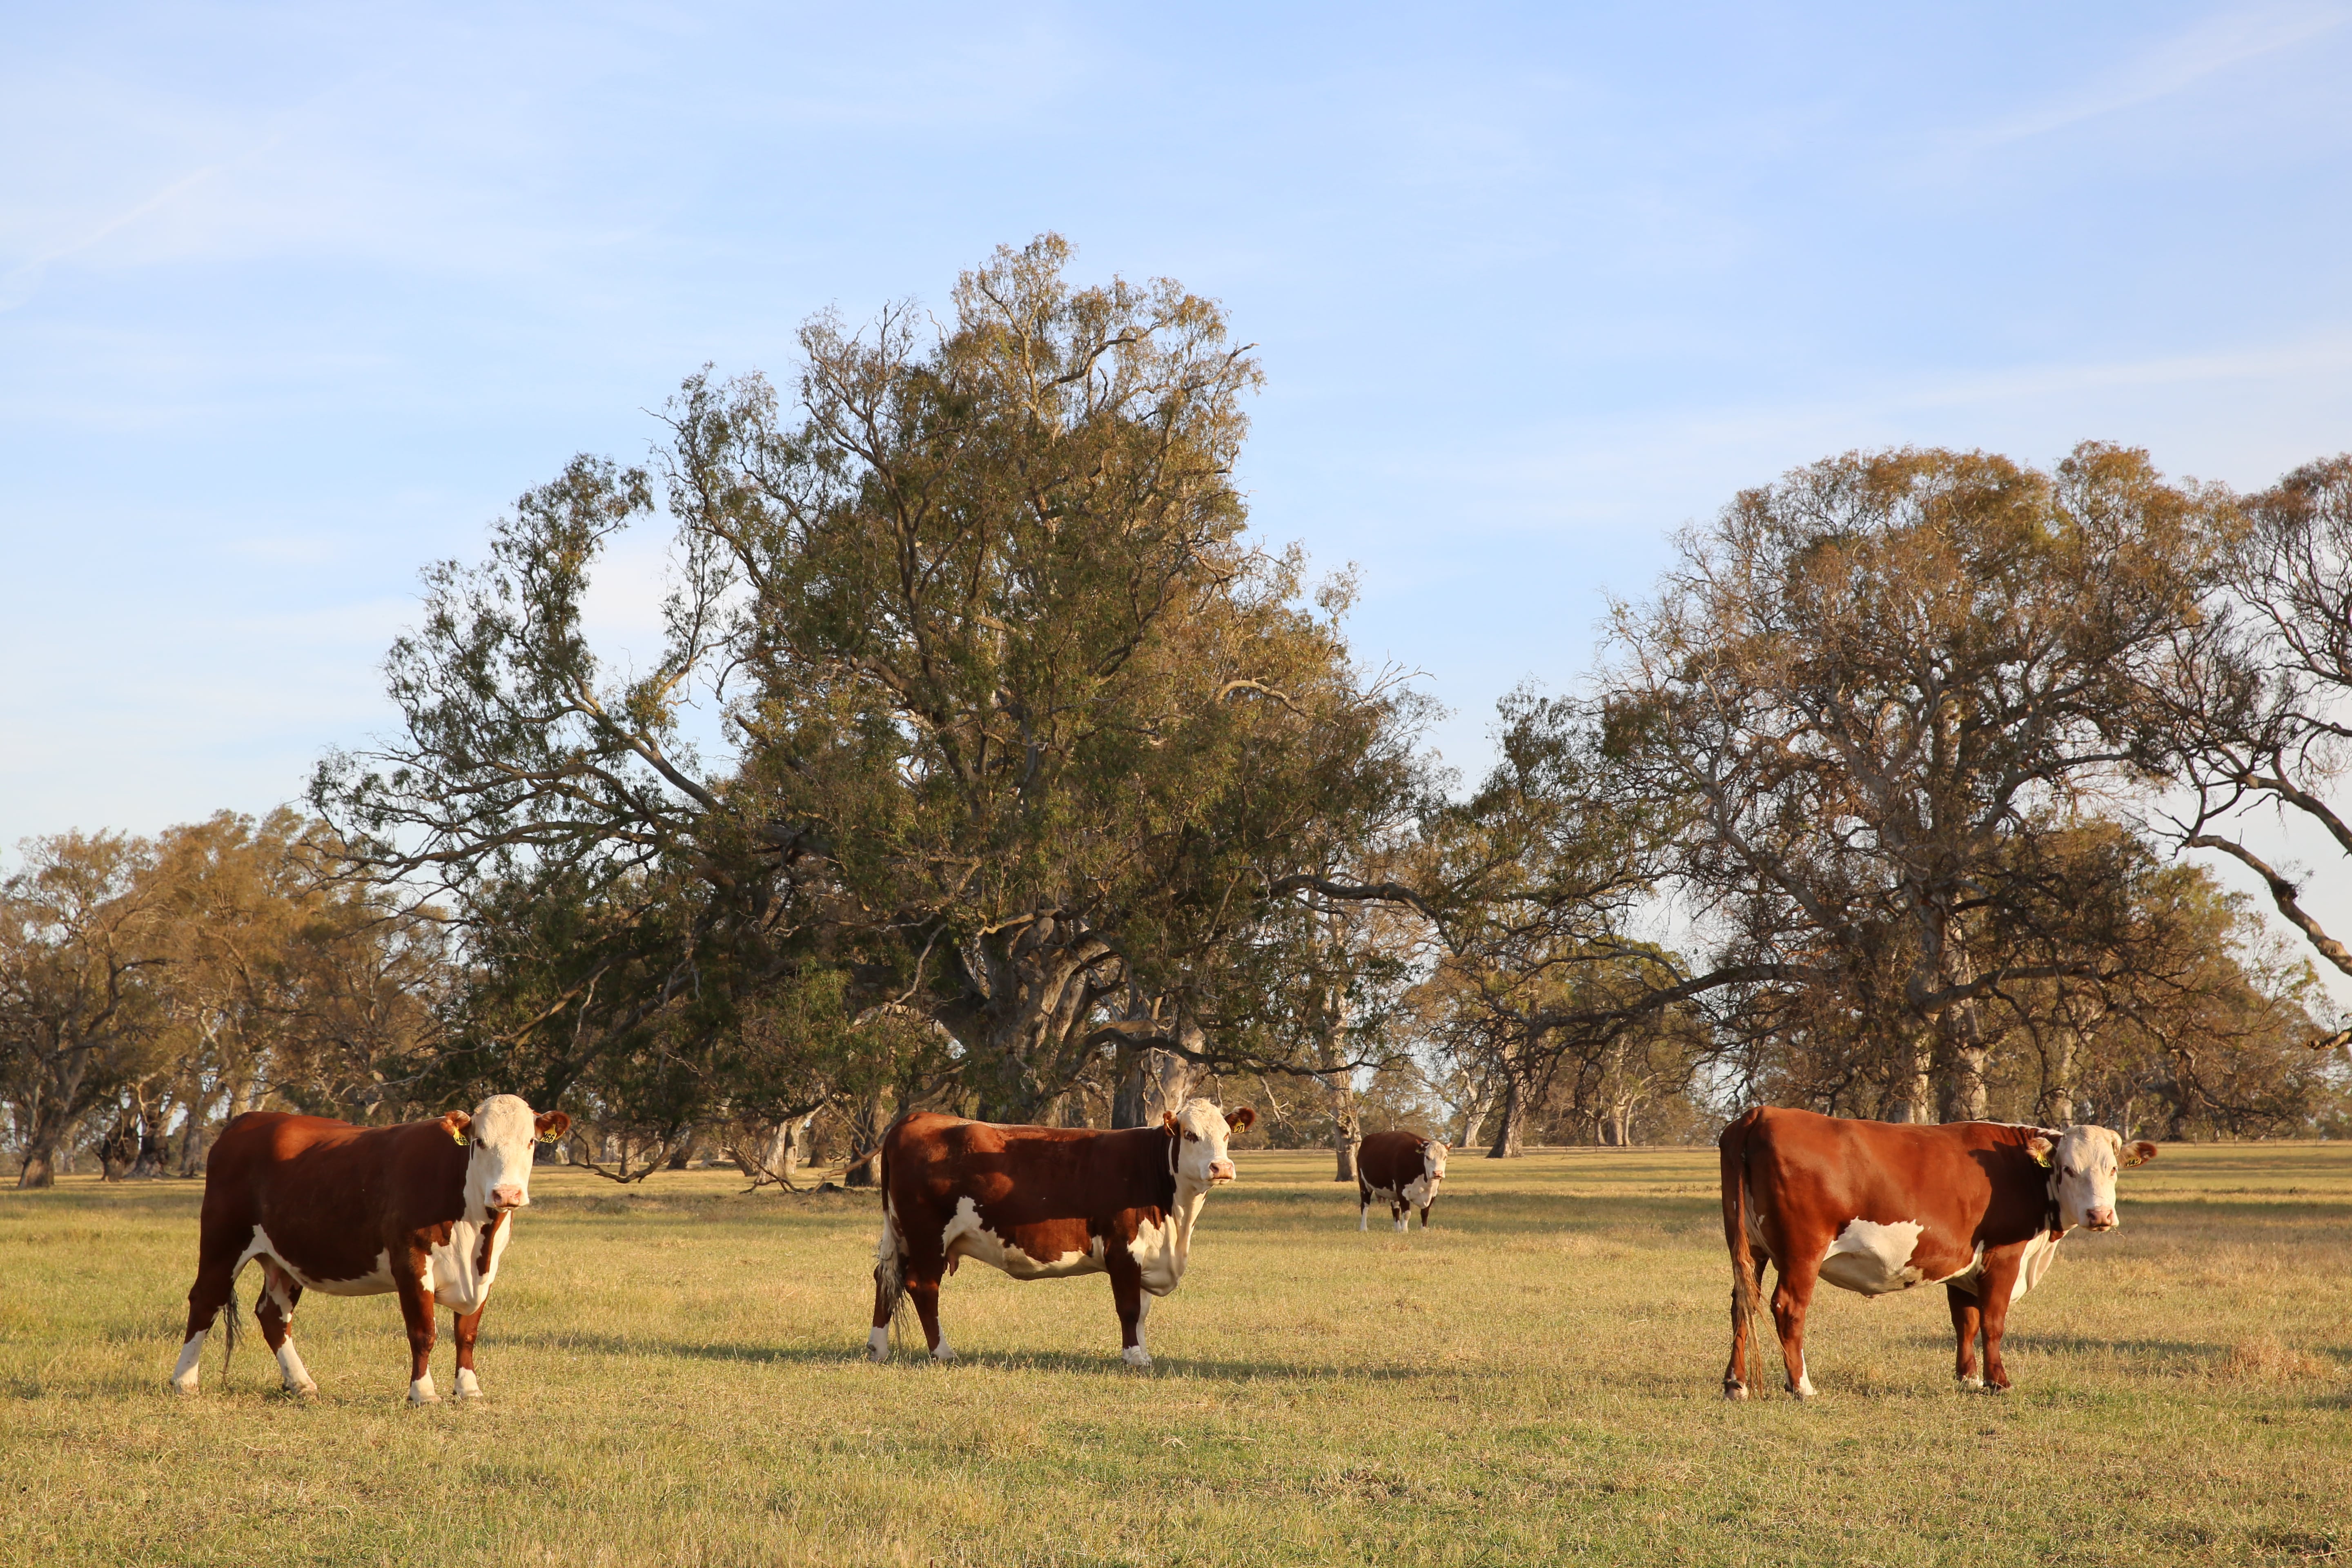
2;1144;2347;1567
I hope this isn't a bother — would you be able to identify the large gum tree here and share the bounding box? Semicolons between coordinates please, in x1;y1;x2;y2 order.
318;237;1425;1125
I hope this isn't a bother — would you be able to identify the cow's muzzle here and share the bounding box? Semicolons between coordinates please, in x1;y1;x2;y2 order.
1208;1161;1236;1183
490;1185;529;1211
2085;1208;2116;1231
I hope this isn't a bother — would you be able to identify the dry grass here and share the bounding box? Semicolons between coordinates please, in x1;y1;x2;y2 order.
4;1143;2350;1565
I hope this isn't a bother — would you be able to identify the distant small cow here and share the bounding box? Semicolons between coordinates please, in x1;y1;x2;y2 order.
869;1100;1254;1368
1719;1106;2156;1398
1357;1129;1447;1231
170;1095;569;1404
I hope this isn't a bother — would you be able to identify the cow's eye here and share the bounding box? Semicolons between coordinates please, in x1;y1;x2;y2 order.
1184;1132;1199;1142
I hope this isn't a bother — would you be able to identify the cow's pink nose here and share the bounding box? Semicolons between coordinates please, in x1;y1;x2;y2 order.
2087;1208;2116;1230
1209;1160;1236;1183
490;1185;528;1210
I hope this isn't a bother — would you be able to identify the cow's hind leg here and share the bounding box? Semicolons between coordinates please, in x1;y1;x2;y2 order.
254;1261;317;1396
395;1252;441;1404
1724;1245;1770;1400
1769;1252;1825;1399
1947;1285;1985;1390
452;1305;487;1398
1108;1254;1152;1370
1358;1184;1370;1231
171;1221;251;1394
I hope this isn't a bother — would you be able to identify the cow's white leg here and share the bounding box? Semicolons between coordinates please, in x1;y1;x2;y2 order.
867;1325;891;1363
1359;1202;1368;1232
1394;1212;1408;1233
453;1368;482;1399
274;1340;318;1396
930;1335;957;1363
1123;1294;1153;1368
169;1333;206;1394
408;1372;439;1405
1792;1359;1816;1400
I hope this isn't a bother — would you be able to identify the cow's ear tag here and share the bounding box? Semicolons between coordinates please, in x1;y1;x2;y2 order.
537;1128;560;1144
2026;1136;2054;1168
451;1124;467;1146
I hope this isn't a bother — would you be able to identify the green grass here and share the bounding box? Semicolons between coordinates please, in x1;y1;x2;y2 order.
3;1143;2348;1566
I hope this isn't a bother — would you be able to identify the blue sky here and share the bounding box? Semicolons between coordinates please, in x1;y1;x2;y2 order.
5;0;2351;861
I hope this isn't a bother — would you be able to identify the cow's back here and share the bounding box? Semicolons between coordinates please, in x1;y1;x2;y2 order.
203;1113;465;1283
1357;1130;1427;1192
1737;1107;2049;1249
885;1113;1165;1227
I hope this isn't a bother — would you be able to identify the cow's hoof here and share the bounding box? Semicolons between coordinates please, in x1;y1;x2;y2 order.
1984;1382;2010;1396
929;1350;958;1365
169;1378;200;1397
866;1347;891;1365
1723;1382;1748;1402
283;1382;319;1399
408;1393;441;1407
1956;1375;1984;1392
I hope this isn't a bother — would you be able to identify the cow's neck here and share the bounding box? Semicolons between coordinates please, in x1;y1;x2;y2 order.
1165;1178;1213;1271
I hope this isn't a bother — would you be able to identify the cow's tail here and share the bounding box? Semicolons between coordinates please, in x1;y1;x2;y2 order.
217;1278;245;1379
869;1139;911;1356
1719;1110;1763;1398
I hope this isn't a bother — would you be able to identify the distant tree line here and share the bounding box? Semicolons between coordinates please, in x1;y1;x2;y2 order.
7;238;2348;1187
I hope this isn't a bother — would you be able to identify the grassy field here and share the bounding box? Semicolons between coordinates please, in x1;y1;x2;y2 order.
3;1142;2348;1566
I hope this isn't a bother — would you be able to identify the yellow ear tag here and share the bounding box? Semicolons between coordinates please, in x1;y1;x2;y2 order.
450;1125;466;1146
2029;1145;2052;1168
537;1129;559;1144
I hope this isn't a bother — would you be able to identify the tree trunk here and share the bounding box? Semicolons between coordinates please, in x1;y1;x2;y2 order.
1898;1029;1934;1124
1112;1047;1195;1129
1453;1078;1492;1151
842;1089;892;1187
17;1146;57;1189
1486;1074;1527;1159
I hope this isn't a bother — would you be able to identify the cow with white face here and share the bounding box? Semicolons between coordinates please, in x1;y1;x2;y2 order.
171;1094;569;1404
1356;1129;1448;1231
2033;1125;2152;1233
1719;1107;2156;1399
869;1098;1255;1368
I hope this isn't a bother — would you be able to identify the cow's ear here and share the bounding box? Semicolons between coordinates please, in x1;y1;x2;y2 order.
1225;1106;1255;1132
1162;1111;1180;1137
441;1110;472;1146
2025;1136;2054;1168
2121;1140;2157;1168
535;1111;571;1143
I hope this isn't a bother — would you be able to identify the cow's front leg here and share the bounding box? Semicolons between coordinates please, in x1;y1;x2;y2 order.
254;1262;318;1396
1947;1284;1985;1390
906;1276;954;1363
452;1305;487;1398
1108;1254;1151;1369
394;1253;440;1404
1392;1198;1409;1233
1419;1199;1434;1229
1770;1253;1824;1399
1975;1256;2024;1392
1358;1187;1371;1231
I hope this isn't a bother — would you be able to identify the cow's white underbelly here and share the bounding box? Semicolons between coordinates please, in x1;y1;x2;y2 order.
1368;1174;1439;1208
1817;1218;1930;1295
248;1225;395;1297
245;1217;509;1313
941;1196;1106;1281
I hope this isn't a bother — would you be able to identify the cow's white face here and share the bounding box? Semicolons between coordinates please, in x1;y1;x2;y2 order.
1423;1141;1449;1184
443;1095;571;1214
2030;1126;2156;1232
1165;1099;1254;1189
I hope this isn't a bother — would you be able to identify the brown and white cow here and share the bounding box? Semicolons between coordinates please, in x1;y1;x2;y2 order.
1356;1129;1447;1231
170;1095;570;1404
867;1099;1254;1368
1718;1106;2156;1399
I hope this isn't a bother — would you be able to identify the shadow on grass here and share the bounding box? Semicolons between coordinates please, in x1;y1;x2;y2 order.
497;1328;1428;1382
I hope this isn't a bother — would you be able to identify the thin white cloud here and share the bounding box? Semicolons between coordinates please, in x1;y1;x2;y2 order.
1960;0;2352;149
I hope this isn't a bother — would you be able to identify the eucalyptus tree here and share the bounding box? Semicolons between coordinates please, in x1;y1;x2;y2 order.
1601;444;2220;1122
317;237;1426;1129
2148;454;2352;996
1;832;170;1186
